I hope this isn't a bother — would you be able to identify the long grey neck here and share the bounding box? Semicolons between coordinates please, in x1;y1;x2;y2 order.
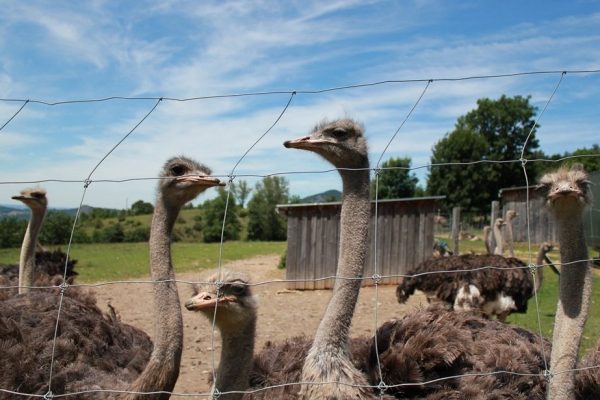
125;198;183;400
547;212;591;400
312;168;371;350
213;317;257;400
533;247;546;293
506;218;515;257
493;223;504;255
19;206;46;294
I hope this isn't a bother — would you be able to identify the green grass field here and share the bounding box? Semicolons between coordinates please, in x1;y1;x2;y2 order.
0;241;286;283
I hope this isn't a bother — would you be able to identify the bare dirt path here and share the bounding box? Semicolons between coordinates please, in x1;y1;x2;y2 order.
94;254;426;396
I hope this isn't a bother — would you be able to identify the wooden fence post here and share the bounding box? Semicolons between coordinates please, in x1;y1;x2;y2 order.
452;206;461;255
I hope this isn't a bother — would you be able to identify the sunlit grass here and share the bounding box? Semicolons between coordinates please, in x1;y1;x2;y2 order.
0;241;286;283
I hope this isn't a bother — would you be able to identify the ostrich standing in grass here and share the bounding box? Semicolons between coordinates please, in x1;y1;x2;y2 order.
0;157;223;399
493;217;506;255
504;210;519;257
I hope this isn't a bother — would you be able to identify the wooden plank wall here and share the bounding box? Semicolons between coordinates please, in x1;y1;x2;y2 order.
500;188;558;243
280;198;439;290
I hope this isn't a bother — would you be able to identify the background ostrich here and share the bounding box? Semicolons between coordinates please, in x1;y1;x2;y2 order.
396;242;554;321
284;118;374;399
537;165;593;399
0;156;223;399
0;188;78;300
483;225;493;255
493;217;506;255
504;210;519;257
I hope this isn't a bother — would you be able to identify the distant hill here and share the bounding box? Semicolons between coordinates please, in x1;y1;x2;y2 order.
0;204;97;220
301;189;341;203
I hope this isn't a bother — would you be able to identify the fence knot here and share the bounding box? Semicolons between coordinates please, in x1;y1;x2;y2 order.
83;179;92;189
212;387;222;399
542;369;553;381
528;263;538;276
372;273;382;285
519;158;528;167
43;390;54;400
214;280;224;290
227;175;236;185
377;380;388;395
58;281;69;293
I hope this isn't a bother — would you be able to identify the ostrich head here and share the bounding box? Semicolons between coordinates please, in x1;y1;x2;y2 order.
158;156;225;207
283;118;369;168
538;164;592;216
185;270;257;332
12;187;48;212
540;241;554;254
494;217;506;229
506;210;519;221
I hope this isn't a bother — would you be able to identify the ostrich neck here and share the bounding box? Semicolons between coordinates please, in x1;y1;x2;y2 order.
125;198;183;400
213;318;257;400
533;247;546;292
493;224;504;255
506;219;515;257
312;168;370;349
19;207;46;294
547;212;591;400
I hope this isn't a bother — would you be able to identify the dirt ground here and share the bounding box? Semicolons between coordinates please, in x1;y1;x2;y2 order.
94;254;427;396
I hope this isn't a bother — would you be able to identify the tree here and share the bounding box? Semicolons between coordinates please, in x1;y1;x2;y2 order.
247;176;289;241
427;95;541;212
130;200;154;215
534;144;600;176
373;157;418;199
231;180;252;208
39;211;76;245
200;187;241;243
0;217;27;248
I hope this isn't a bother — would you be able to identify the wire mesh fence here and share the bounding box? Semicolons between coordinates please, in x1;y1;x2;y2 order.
1;69;600;398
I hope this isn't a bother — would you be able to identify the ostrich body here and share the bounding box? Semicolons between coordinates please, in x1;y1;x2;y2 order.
538;165;593;400
0;157;223;399
285;119;373;399
504;210;519;257
396;243;553;320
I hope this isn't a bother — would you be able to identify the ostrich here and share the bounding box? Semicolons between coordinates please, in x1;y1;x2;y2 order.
0;156;223;399
12;187;48;293
482;225;493;255
537;165;593;400
0;188;78;300
185;269;374;400
284;118;374;399
396;242;554;320
504;210;519;257
493;217;506;255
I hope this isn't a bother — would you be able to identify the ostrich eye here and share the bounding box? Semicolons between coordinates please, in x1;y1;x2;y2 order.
330;128;347;138
229;284;246;296
31;192;44;199
170;164;187;176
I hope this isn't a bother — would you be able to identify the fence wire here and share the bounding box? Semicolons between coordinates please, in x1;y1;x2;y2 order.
1;69;600;398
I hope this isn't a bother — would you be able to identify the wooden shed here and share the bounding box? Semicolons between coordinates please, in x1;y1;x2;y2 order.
498;170;599;247
276;196;445;290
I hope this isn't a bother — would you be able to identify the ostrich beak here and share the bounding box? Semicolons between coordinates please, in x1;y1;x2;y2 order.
177;176;225;187
185;292;235;311
11;195;28;201
548;187;583;201
284;136;326;150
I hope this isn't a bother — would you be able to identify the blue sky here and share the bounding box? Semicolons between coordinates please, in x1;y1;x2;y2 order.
1;0;599;208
